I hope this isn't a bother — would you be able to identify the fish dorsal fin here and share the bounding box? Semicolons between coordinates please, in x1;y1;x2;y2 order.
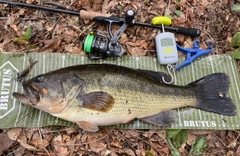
140;110;176;126
77;121;99;132
137;69;172;84
78;92;115;112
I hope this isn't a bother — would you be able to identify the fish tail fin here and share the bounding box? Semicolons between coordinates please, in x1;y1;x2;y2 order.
193;73;236;116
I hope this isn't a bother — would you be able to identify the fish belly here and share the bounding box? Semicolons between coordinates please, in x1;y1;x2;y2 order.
52;86;196;126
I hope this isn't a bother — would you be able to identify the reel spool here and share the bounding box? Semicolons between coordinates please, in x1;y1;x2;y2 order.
82;30;109;59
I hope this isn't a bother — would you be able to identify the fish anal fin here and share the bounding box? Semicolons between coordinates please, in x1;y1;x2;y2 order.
140;110;176;126
77;121;99;132
78;92;115;112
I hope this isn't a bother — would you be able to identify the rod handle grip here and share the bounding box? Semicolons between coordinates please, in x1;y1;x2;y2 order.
176;27;201;37
79;10;120;22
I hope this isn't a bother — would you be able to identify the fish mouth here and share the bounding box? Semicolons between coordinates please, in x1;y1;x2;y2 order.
22;81;41;105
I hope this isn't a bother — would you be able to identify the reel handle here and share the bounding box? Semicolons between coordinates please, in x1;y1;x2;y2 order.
125;10;135;25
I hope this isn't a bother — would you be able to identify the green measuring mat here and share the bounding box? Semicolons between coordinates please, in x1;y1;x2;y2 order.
0;53;239;130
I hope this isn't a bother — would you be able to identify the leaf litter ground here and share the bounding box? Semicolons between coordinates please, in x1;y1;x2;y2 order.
1;0;240;155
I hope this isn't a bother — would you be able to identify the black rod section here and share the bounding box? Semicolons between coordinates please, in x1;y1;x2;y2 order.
0;0;80;16
134;21;177;31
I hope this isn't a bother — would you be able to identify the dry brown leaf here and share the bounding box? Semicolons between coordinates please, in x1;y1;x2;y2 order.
187;10;196;22
138;40;148;49
87;134;107;153
41;38;61;52
152;142;163;149
91;0;102;11
12;129;40;151
159;146;169;155
102;0;109;13
149;148;159;156
26;0;35;4
12;148;25;156
119;0;131;7
116;148;136;156
64;127;78;135
227;35;232;43
173;17;187;25
53;135;70;156
183;37;193;48
7;128;22;141
119;33;128;43
151;1;167;10
147;10;159;16
30;137;50;150
110;139;122;148
136;149;146;156
125;130;140;138
158;1;168;9
9;25;19;36
6;16;15;25
202;0;210;6
127;45;147;56
54;146;69;156
186;133;198;146
126;41;140;47
236;145;240;155
53;134;62;143
63;29;78;43
188;130;215;136
102;0;116;14
65;44;84;54
30;139;45;149
110;149;118;156
62;134;71;143
68;137;76;156
181;0;187;5
0;132;16;155
18;139;38;151
131;1;139;10
177;35;185;43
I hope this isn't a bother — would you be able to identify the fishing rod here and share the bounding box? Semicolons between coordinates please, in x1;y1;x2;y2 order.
0;0;200;37
0;0;201;59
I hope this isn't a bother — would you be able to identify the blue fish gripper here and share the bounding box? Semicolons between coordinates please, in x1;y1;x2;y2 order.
176;40;213;71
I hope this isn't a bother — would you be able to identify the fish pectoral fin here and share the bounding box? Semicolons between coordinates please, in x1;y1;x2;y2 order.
78;92;115;112
12;92;32;105
77;121;99;132
140;110;177;126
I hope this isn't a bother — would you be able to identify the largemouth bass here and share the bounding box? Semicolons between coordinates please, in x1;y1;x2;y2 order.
13;64;236;132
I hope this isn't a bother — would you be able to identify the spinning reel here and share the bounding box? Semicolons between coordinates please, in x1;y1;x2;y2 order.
82;10;135;59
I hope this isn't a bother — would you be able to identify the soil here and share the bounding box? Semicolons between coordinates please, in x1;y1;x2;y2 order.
1;0;240;155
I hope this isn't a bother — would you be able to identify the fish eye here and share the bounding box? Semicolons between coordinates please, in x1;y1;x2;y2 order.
35;76;43;83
